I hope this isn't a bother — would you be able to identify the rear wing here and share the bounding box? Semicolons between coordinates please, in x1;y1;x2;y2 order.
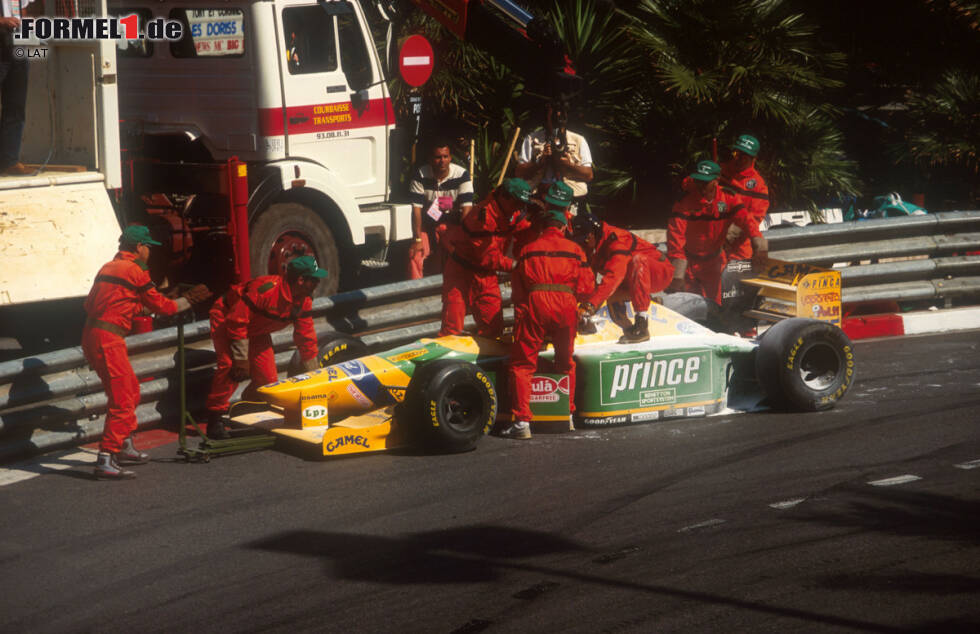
740;259;842;326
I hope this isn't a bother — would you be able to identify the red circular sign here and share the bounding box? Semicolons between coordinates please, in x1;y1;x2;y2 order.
399;35;434;87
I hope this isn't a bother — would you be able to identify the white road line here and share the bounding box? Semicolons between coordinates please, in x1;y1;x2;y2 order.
769;497;806;510
954;459;980;470
867;474;922;487
0;449;97;487
678;519;726;533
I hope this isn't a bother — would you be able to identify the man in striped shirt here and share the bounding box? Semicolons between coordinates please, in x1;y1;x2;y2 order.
407;138;474;279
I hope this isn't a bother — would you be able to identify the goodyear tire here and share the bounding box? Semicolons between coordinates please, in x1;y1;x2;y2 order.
755;318;855;411
287;333;368;376
250;202;341;298
401;360;497;454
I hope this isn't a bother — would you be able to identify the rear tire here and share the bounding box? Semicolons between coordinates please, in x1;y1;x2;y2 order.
400;360;497;453
250;202;341;298
755;318;855;411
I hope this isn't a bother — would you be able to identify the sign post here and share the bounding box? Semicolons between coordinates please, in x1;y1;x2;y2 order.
398;35;434;88
399;35;433;162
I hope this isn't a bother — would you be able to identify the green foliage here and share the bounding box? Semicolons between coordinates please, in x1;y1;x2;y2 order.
377;0;977;221
901;69;980;175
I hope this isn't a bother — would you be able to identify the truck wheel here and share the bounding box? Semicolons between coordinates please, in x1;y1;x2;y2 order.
755;318;855;411
287;333;367;376
250;202;341;297
400;360;497;453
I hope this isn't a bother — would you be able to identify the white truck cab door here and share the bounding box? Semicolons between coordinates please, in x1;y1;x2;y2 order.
275;0;392;203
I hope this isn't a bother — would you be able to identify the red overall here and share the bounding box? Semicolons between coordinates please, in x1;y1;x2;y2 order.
440;193;530;337
668;187;761;304
721;162;769;260
508;226;595;421
205;275;319;413
82;252;180;453
585;222;674;313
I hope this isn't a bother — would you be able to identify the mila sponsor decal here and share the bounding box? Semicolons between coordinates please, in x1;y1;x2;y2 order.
600;351;714;407
15;15;182;41
530;375;570;403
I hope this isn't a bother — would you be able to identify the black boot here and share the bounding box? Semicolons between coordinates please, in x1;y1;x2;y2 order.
93;452;136;480
619;315;650;344
207;410;230;440
117;435;149;464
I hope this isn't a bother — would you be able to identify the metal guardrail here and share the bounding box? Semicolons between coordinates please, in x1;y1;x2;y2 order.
2;211;979;462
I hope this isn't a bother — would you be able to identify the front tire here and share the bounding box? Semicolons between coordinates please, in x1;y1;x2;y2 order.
287;333;368;376
400;360;497;454
755;318;855;411
250;202;341;298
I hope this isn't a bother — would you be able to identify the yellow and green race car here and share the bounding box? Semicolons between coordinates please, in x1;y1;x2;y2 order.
232;260;854;457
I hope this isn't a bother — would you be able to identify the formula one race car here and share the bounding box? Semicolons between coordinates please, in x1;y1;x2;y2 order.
232;265;854;458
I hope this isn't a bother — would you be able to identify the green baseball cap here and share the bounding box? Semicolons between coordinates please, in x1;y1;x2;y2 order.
690;160;721;182
543;181;574;208
730;134;760;157
502;177;532;203
120;225;162;246
287;255;328;279
546;208;568;224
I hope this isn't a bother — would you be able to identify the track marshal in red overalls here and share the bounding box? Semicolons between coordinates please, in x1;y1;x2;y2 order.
721;134;770;260
667;160;768;304
503;183;595;440
572;214;674;343
205;256;325;439
440;178;532;337
83;225;209;479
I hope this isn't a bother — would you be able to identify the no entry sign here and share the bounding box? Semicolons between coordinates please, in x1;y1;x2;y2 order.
399;35;434;87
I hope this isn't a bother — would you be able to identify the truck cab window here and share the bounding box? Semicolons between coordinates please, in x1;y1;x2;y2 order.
282;6;338;75
169;8;246;58
337;13;373;91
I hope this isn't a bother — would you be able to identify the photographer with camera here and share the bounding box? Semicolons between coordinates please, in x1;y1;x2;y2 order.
515;99;593;216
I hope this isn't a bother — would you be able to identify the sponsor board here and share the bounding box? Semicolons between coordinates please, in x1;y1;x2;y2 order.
599;350;714;408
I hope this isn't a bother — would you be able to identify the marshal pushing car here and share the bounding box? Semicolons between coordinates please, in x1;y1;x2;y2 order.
231;264;855;458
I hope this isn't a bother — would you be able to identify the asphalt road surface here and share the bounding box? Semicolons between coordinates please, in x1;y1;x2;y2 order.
1;331;979;633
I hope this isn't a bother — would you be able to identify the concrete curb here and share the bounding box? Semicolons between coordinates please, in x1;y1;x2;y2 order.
842;306;980;340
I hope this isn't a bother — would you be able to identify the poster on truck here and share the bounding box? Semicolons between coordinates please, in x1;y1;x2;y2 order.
183;8;245;56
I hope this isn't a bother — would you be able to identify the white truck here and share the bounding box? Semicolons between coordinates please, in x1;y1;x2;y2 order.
2;0;412;312
0;0;574;316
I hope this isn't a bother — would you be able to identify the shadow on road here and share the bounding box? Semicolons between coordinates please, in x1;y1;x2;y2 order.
248;525;586;584
247;526;930;632
796;485;980;544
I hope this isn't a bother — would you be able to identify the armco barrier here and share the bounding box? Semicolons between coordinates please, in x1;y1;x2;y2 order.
1;211;978;461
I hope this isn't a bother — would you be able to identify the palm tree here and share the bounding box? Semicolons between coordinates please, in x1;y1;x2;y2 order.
613;0;858;218
382;0;862;219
